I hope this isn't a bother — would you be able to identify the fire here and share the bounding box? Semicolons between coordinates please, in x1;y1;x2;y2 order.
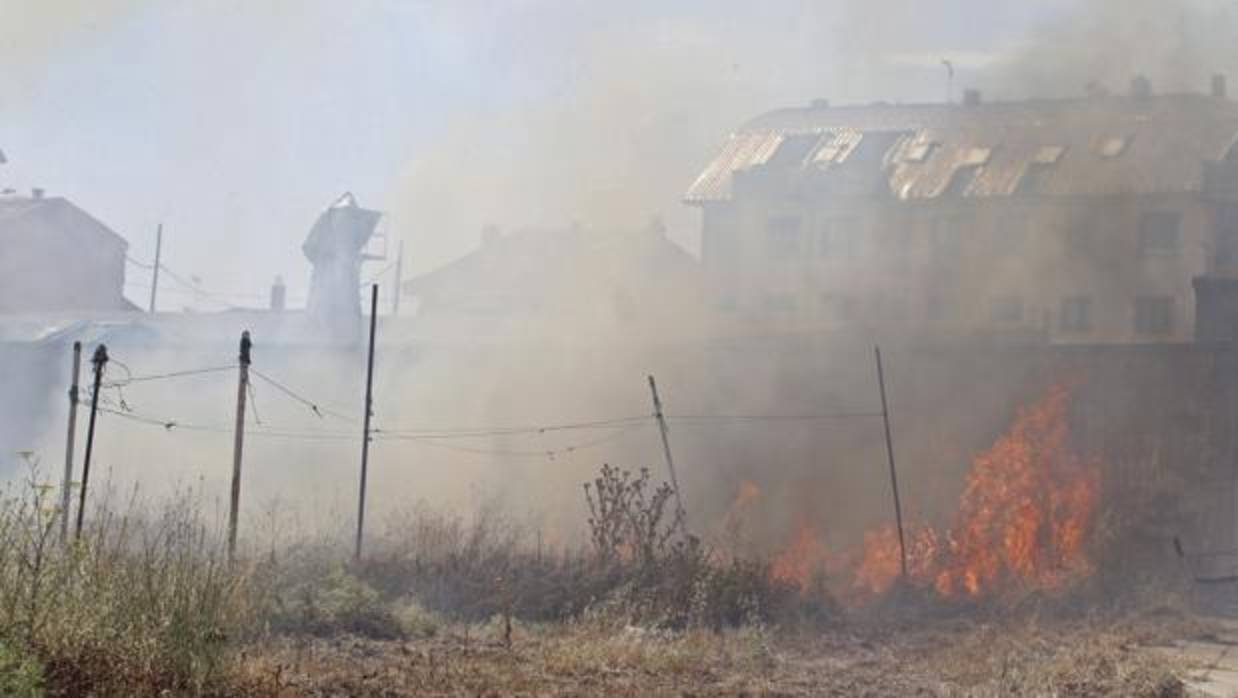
771;521;830;589
854;523;939;596
851;384;1101;601
935;384;1099;598
733;480;761;510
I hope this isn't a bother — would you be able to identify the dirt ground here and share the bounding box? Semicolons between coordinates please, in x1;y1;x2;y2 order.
234;609;1201;697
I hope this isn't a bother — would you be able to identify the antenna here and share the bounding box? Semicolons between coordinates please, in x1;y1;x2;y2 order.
942;59;955;104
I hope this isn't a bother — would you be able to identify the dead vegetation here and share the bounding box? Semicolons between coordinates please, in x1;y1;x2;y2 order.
0;459;1211;696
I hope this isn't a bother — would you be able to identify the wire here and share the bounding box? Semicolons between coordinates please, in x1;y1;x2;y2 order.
91;404;358;441
246;380;263;426
666;412;884;423
154;263;240;309
100;365;233;388
375;423;649;459
124;254;154;271
373;415;650;439
249;369;360;424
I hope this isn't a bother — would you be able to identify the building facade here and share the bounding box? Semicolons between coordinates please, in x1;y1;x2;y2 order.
0;193;134;314
687;82;1238;344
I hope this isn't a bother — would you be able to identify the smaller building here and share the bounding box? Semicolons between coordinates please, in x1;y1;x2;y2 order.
0;192;135;314
401;223;707;343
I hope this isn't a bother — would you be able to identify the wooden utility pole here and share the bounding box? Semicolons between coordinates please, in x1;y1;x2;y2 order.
227;331;252;561
874;346;908;580
647;375;687;533
148;223;163;313
355;285;379;561
61;341;82;543
391;240;404;317
75;344;107;542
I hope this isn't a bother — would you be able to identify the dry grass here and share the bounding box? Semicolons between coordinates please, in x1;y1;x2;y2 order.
228;610;1194;697
0;460;1211;696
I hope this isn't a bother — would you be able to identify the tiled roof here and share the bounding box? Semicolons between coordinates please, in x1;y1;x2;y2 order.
685;94;1238;203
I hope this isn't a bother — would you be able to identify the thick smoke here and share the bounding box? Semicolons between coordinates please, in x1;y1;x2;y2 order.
5;0;1237;553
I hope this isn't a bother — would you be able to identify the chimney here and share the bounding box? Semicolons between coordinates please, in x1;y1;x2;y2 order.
962;89;982;107
269;275;286;312
31;187;44;199
1131;75;1152;98
1213;74;1228;99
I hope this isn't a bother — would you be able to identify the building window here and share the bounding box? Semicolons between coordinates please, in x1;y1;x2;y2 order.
943;164;983;197
1138;212;1181;257
767;133;823;168
819;218;858;258
763;293;798;312
820;293;855;321
1060;296;1092;332
991;295;1024;323
930;216;961;260
766;216;803;259
1134;296;1173;335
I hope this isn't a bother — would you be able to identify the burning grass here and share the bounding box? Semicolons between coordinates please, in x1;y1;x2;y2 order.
760;384;1110;610
0;382;1209;695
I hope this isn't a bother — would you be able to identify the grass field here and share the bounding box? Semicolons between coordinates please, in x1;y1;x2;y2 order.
0;462;1204;696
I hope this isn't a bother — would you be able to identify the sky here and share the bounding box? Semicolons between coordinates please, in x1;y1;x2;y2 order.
0;0;1161;312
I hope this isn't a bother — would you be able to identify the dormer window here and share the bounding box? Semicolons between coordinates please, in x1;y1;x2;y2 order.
1097;135;1130;158
962;147;993;166
767;133;824;167
1034;145;1066;165
903;140;939;163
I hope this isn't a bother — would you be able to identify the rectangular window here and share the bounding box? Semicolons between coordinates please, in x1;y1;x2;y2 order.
1135;296;1173;335
767;133;823;168
763;293;798;312
1138;212;1181;257
766;216;803;259
1060;296;1092;332
818;218;859;258
991;295;1024;323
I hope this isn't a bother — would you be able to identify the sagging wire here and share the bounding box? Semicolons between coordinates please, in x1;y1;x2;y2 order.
249;368;359;424
246;379;263;426
88;402;357;441
373;415;651;440
101;365;233;388
666;412;884;423
374;422;651;460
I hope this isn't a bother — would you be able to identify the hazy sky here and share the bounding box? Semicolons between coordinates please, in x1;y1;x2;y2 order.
0;0;1102;311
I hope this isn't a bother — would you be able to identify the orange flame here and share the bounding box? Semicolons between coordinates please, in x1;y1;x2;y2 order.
852;384;1100;601
771;521;830;589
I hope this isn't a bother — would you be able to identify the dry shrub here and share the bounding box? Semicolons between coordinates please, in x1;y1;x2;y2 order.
295;465;836;633
0;465;258;696
583;465;838;629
